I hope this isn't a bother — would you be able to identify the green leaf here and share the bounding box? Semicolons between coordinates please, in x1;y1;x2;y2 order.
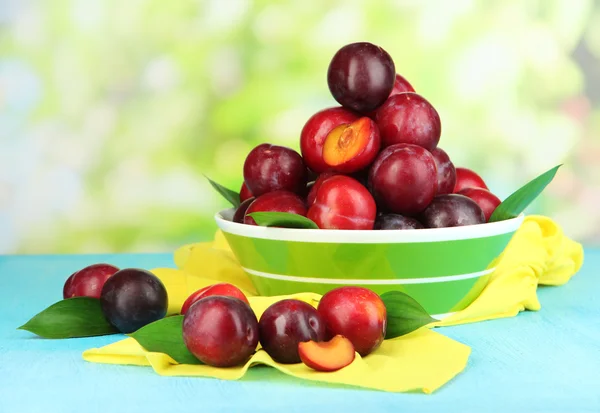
248;212;319;229
129;316;201;365
205;175;240;208
381;291;436;339
489;165;561;222
18;297;118;339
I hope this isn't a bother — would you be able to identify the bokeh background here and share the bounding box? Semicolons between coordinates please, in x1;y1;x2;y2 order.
1;0;599;254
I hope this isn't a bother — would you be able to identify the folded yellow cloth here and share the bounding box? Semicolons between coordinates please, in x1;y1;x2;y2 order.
82;215;584;393
84;294;471;394
434;215;584;326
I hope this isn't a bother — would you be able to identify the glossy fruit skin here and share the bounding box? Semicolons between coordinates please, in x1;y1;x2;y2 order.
243;144;307;197
317;286;386;356
300;107;359;174
258;299;326;364
62;272;77;299
100;268;168;334
306;171;339;207
322;117;381;174
453;167;489;192
375;93;441;151
390;73;415;96
180;283;250;315
368;143;438;216
430;147;456;195
374;213;424;230
327;42;396;113
420;194;486;228
244;191;307;226
63;264;120;299
307;175;377;230
182;296;259;367
233;197;255;224
458;187;501;222
240;182;254;202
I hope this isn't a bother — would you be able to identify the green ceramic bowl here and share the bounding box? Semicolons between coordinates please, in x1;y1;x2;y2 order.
215;209;524;319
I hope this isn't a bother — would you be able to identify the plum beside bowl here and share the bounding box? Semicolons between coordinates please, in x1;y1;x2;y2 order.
215;209;524;319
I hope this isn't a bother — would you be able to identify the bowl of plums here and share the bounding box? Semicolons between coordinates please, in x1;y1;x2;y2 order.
214;42;531;319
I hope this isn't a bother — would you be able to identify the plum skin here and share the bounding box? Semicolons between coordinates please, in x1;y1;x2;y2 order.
327;42;396;113
258;299;326;364
100;268;168;334
420;194;486;228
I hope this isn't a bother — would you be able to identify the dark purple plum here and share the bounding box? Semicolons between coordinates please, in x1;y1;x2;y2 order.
374;213;424;230
368;143;438;216
100;268;168;334
233;197;255;223
258;299;326;364
243;144;307;197
327;42;395;113
430;147;456;195
420;194;485;228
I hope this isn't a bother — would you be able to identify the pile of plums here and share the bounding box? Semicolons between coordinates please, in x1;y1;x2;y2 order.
64;264;384;371
64;263;168;334
181;283;386;371
235;42;501;230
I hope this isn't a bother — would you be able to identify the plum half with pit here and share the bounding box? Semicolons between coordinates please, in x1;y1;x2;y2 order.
182;296;259;367
258;299;326;364
420;194;485;228
375;93;441;151
322;117;380;174
243;190;307;226
307;175;377;230
300;107;359;174
368;143;438;216
100;268;168;334
327;42;396;113
431;147;456;195
243;144;307;197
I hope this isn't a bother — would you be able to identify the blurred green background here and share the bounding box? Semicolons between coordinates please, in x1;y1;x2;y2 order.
1;0;599;254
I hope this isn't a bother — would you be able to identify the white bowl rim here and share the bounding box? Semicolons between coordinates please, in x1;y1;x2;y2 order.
214;209;525;244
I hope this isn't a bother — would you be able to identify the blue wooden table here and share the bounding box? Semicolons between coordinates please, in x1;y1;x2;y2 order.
1;251;599;413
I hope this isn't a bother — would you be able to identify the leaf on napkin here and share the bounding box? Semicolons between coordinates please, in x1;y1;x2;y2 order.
489;164;561;222
381;291;436;339
205;175;241;208
248;212;319;229
130;315;202;365
18;297;118;339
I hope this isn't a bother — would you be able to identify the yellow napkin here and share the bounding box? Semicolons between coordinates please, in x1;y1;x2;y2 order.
433;215;584;326
84;293;471;394
83;215;583;393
